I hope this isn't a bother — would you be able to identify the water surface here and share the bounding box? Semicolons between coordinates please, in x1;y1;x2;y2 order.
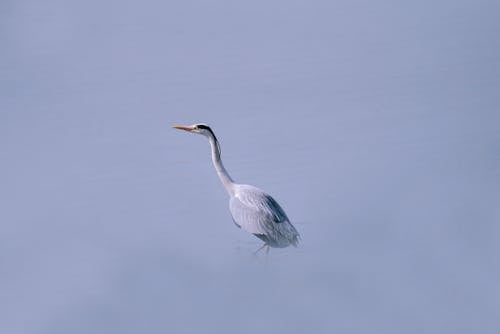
1;1;499;333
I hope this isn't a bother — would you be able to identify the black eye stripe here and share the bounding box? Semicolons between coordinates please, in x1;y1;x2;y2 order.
196;124;217;141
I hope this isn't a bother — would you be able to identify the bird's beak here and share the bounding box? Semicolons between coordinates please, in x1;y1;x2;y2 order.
172;125;195;132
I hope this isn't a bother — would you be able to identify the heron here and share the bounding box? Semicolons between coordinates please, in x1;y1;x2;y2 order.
173;123;300;254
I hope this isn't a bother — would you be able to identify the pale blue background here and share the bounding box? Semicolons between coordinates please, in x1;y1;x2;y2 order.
1;1;499;333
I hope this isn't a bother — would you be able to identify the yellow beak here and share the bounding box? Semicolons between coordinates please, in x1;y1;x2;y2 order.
172;125;195;132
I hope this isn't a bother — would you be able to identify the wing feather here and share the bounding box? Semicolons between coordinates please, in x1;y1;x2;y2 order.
229;186;299;247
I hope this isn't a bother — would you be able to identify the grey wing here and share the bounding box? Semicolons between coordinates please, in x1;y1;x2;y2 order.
229;191;300;247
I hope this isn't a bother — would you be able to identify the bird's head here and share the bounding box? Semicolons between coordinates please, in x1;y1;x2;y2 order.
172;123;214;137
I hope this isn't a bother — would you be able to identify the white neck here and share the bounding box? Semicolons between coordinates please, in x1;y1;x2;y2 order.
207;134;235;196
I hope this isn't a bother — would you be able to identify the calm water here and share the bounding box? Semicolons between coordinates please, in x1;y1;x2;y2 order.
2;1;499;333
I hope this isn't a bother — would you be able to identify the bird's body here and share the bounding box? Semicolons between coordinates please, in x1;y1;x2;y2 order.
173;123;300;252
230;184;299;248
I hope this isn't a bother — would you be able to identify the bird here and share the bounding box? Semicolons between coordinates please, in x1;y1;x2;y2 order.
173;123;300;254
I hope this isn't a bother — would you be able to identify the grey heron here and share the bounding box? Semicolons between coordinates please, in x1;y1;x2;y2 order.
173;123;300;254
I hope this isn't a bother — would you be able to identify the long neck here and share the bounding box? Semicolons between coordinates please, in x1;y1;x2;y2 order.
208;134;235;195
